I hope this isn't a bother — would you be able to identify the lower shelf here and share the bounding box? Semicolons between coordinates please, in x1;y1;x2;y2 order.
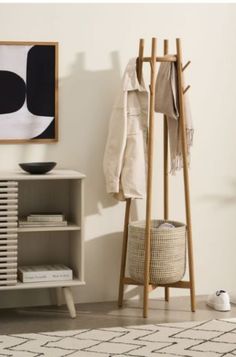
0;278;85;290
18;222;81;233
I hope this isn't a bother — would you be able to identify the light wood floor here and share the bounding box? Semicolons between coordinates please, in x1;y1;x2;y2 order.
1;296;236;335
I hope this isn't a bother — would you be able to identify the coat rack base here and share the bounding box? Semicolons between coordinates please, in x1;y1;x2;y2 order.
119;277;195;313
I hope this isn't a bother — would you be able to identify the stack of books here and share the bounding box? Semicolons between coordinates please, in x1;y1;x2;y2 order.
18;264;73;283
19;213;67;228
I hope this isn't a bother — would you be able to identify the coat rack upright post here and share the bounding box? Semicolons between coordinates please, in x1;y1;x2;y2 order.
118;37;196;317
176;38;195;312
118;38;144;308
118;197;131;307
143;37;157;318
163;39;169;303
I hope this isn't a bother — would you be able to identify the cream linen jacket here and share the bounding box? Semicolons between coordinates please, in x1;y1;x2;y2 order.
103;58;148;201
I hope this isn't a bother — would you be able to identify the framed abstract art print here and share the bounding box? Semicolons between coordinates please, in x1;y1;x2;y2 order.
0;41;58;143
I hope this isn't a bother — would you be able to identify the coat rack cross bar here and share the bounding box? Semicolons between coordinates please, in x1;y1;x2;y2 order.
123;277;190;289
142;55;177;62
118;37;195;318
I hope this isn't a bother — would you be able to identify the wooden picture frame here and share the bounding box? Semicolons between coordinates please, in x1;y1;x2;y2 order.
0;41;58;143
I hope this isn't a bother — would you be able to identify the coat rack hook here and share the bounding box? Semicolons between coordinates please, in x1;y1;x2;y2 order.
149;84;153;95
182;61;191;71
183;85;191;94
137;38;144;83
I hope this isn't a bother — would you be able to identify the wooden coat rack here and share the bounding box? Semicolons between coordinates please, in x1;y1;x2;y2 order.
118;38;195;318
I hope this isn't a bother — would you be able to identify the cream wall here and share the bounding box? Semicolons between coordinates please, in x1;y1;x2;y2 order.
0;3;236;308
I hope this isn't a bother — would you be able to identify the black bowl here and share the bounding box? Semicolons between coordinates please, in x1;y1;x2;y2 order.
19;162;57;175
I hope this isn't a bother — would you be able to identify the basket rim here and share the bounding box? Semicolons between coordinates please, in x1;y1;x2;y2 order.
129;219;186;231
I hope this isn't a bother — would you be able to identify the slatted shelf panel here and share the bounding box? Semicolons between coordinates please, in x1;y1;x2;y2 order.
0;181;18;286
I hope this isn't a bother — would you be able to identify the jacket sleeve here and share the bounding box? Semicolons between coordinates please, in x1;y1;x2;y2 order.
103;92;127;195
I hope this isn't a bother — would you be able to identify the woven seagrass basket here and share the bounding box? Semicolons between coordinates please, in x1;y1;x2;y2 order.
128;220;186;285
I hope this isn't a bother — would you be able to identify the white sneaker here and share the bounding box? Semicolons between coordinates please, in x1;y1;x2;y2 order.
207;290;231;311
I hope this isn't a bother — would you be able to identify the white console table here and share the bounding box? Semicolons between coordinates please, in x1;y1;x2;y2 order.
0;169;85;318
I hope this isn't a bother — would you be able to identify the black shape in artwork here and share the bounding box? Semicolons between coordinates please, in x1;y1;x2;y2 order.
33;119;55;139
0;71;26;114
27;45;55;117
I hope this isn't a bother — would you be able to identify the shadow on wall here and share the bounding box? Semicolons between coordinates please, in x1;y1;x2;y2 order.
81;230;143;304
196;179;236;207
58;52;144;303
59;51;122;216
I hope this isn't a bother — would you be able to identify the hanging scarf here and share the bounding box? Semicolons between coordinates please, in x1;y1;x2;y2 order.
155;61;194;174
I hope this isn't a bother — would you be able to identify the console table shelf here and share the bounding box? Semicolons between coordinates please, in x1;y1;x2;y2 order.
18;223;81;233
0;169;85;318
0;278;85;291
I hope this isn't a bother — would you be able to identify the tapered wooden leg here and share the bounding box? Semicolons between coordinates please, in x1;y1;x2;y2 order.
164;287;169;301
176;38;195;312
55;287;63;306
163;39;170;303
118;198;131;307
143;38;157;318
63;287;76;318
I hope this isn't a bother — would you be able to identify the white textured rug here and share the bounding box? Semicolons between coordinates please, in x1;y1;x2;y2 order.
0;318;236;356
